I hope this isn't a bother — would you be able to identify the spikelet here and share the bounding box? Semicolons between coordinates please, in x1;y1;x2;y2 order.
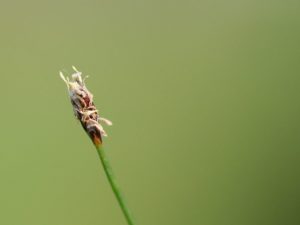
60;66;112;146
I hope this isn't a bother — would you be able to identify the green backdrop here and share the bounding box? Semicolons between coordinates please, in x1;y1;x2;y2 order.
0;0;299;225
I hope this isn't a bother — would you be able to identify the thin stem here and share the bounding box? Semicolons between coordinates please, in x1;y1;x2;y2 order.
95;145;135;225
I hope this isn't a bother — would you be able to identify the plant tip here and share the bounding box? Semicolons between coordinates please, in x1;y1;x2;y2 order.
60;66;112;146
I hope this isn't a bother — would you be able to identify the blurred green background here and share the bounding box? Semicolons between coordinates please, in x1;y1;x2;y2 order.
0;0;299;225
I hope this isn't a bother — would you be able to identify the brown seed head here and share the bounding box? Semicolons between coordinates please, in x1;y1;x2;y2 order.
60;66;112;146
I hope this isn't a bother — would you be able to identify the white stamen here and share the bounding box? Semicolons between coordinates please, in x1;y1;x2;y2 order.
99;117;113;126
59;72;69;87
83;75;89;84
80;110;98;120
71;73;83;84
72;65;79;72
98;123;108;137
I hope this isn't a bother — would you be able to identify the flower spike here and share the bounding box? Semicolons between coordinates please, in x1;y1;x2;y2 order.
60;67;111;146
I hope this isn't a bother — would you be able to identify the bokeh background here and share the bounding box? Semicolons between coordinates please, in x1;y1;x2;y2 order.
0;0;299;225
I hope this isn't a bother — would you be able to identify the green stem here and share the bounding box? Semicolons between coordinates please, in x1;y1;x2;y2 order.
96;145;135;225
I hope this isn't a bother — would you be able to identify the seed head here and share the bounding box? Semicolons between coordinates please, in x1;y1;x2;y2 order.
60;66;112;147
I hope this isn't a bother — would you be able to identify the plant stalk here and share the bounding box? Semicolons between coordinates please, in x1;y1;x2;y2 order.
95;145;135;225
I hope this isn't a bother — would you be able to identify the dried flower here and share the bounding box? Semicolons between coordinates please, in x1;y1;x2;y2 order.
60;66;112;147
